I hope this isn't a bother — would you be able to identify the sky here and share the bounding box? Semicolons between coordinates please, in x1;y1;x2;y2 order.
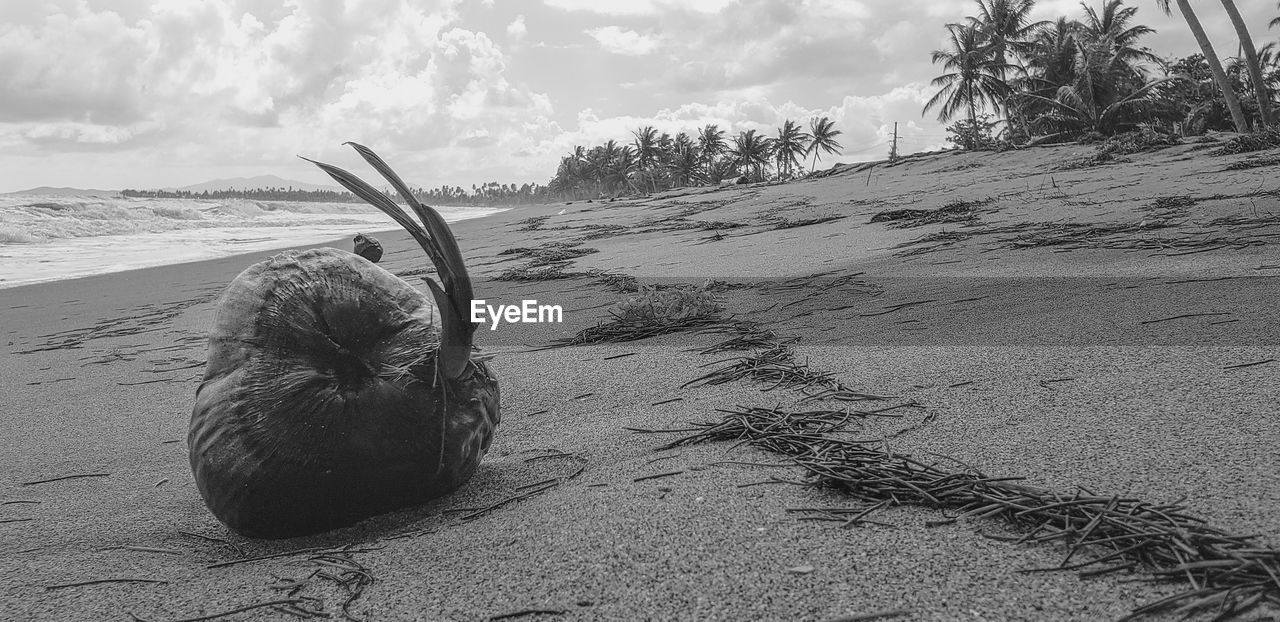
0;0;1277;193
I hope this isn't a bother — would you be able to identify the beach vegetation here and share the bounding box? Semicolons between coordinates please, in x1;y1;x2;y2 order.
546;116;844;199
1155;0;1249;132
945;114;1005;150
806;116;844;173
729;129;775;183
698;124;729;181
928;0;1280;148
772;120;812;180
923;22;1019;149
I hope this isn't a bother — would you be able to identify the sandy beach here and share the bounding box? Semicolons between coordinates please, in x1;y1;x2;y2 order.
3;138;1280;621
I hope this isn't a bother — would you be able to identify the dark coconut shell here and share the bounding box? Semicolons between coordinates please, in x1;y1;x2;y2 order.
353;233;383;263
190;248;499;538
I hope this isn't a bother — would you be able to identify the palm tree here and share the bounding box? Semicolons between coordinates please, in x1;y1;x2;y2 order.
1217;0;1272;126
1024;30;1177;137
924;22;1020;148
967;0;1049;70
697;124;727;182
1259;43;1280;95
667;143;705;188
807;117;843;173
967;0;1047;137
1155;0;1249;132
631;126;660;192
773;120;811;180
1025;17;1081;89
1079;0;1161;74
729;130;773;182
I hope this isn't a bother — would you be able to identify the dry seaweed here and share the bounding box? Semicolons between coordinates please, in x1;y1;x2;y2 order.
1210;129;1280;156
772;214;847;229
587;270;641;293
497;243;598;267
494;264;585;281
1223;154;1280;171
683;343;888;402
551;285;730;346
871;199;988;229
646;406;1280;621
515;216;550;231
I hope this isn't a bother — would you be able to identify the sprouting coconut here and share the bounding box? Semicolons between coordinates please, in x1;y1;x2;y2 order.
189;143;499;539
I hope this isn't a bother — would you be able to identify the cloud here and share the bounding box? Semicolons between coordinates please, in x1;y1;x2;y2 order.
520;82;943;176
585;26;659;56
0;7;151;124
543;0;734;16
507;15;527;40
0;0;566;189
3;0;1270;192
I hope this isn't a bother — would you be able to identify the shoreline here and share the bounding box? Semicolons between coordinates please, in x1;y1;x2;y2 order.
4;139;1280;621
0;202;514;291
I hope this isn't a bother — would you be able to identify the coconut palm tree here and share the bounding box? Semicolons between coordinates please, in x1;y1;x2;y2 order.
1155;0;1249;132
1015;17;1081;133
632;126;660;192
924;22;1020;148
807;117;843;173
729;130;773;182
1217;0;1272;126
1259;43;1280;94
667;143;705;188
697;124;727;182
1024;31;1177;137
1025;17;1081;90
967;0;1049;70
773;120;811;180
1079;0;1161;74
967;0;1048;136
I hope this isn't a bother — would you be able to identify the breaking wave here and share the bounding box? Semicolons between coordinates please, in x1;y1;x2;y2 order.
0;195;472;243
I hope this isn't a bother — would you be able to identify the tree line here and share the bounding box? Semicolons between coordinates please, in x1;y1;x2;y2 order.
545;119;845;201
122;182;555;206
925;0;1280;148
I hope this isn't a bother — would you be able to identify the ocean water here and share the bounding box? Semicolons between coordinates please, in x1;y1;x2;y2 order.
0;194;503;289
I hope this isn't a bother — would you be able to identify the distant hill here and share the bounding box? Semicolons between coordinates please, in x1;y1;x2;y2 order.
4;186;118;197
175;175;340;193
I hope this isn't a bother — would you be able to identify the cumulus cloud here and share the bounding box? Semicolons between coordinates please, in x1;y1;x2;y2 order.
543;0;734;16
1;0;1267;191
522;82;944;175
507;15;527;40
585;26;660;56
0;0;566;189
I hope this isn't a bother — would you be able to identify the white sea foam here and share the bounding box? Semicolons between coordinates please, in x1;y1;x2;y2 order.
0;195;503;289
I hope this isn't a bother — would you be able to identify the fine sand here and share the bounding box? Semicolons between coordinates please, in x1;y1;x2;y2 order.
3;137;1279;621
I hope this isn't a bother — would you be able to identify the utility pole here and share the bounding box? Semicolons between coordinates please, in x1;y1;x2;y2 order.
889;122;899;161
